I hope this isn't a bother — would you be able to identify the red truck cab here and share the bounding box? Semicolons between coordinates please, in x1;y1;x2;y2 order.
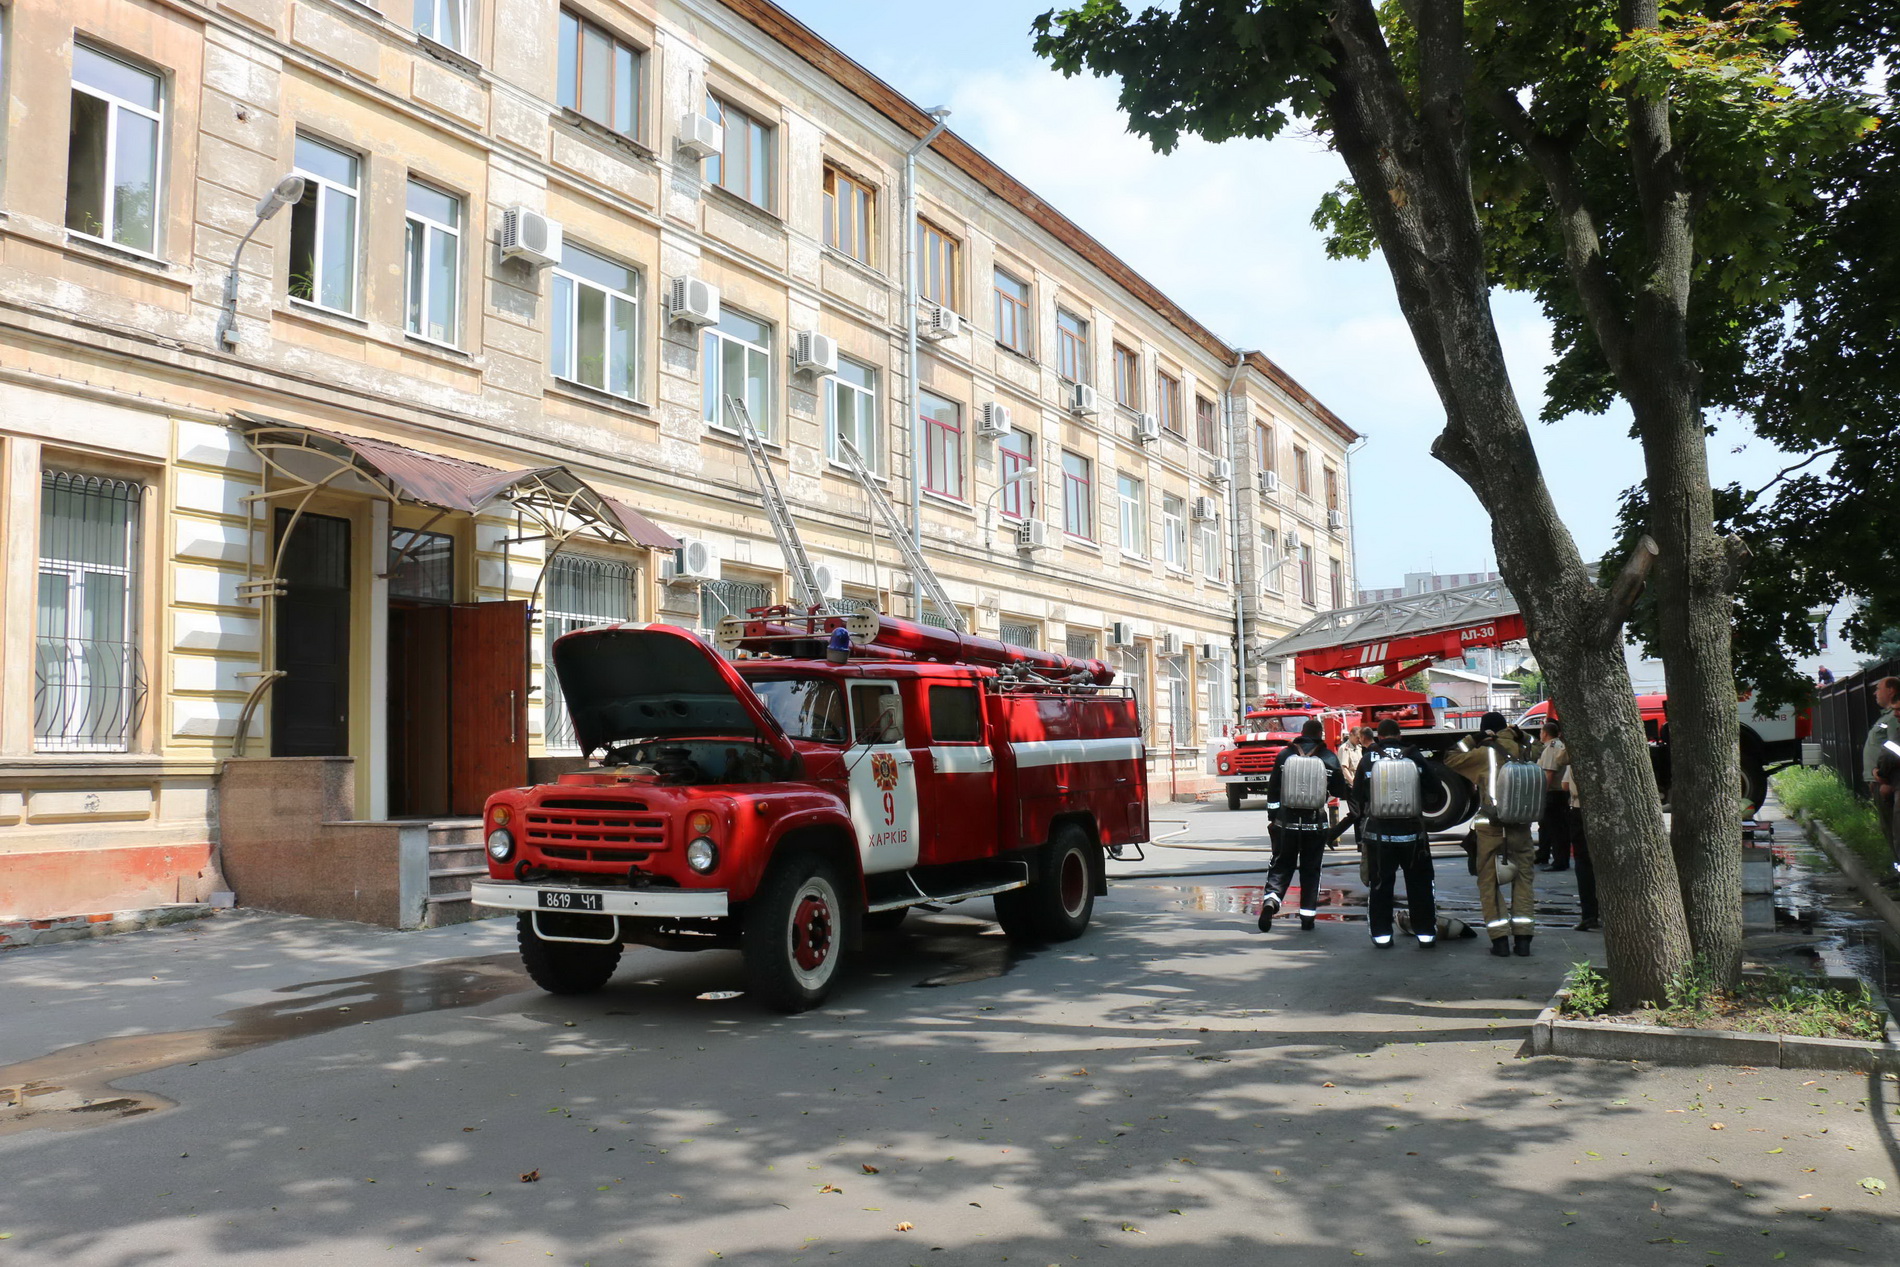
1215;694;1346;810
473;618;1146;1011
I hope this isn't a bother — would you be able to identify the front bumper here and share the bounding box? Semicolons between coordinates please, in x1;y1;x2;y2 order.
471;880;730;919
1220;775;1271;787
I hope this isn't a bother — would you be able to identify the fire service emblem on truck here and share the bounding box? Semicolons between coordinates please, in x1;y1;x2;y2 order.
870;752;901;791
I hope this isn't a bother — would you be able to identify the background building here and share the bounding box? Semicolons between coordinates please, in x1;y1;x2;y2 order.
0;0;1356;923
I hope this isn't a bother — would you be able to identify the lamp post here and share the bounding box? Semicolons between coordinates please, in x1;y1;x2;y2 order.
981;465;1038;548
215;173;306;351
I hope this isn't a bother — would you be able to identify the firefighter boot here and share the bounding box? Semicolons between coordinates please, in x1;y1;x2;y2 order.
1257;892;1280;932
1489;937;1511;958
1300;911;1317;931
1513;935;1533;957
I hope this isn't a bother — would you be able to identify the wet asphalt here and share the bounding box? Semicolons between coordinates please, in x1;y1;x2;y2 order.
0;800;1896;1265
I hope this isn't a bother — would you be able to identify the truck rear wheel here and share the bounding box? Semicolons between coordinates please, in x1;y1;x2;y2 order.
517;912;623;996
743;852;848;1012
1419;759;1475;834
1226;786;1245;811
995;824;1097;944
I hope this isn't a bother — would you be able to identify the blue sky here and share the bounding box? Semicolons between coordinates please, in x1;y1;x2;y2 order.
774;0;1796;589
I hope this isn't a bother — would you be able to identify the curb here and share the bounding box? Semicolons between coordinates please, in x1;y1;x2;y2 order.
1793;810;1900;943
0;904;215;952
1528;981;1900;1072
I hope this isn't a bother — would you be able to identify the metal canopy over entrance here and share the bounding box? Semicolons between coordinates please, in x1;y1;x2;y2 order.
229;415;679;756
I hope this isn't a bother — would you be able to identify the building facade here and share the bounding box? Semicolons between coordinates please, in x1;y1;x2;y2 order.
0;0;1357;922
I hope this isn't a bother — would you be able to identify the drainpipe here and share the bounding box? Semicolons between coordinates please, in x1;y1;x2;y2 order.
1224;351;1256;725
903;106;951;620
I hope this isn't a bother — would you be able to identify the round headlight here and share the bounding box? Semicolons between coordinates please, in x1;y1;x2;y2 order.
486;829;515;862
685;836;718;874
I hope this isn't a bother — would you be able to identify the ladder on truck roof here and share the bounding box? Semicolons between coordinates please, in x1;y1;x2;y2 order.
1258;577;1527;684
725;394;828;613
832;437;965;633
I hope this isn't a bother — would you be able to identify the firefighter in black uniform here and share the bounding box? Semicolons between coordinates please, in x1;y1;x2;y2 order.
1354;719;1439;948
1257;720;1352;932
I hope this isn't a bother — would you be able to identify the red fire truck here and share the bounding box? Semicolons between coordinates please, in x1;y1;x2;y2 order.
471;611;1148;1011
1214;693;1347;810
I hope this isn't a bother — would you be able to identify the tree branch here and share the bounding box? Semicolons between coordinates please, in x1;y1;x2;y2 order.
1600;534;1661;640
1745;446;1840;507
1479;84;1637;378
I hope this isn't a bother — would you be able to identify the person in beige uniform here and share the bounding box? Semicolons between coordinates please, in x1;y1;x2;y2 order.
1535;720;1571;871
1444;711;1537;957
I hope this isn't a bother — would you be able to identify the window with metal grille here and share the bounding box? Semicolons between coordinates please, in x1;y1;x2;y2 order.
920;604;961;630
999;618;1038;649
1121;643;1149;740
36;471;145;752
543;554;638;753
699;577;772;631
390;528;455;602
1065;631;1098;660
1162;655;1191;748
1204;649;1232;726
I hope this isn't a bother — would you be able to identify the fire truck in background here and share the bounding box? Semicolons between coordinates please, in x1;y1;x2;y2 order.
1214;693;1350;810
472;611;1148;1012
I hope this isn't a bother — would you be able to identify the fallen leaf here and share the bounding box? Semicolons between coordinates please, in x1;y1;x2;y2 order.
1767;1148;1784;1154
1416;1239;1431;1246
819;1184;842;1194
519;1170;540;1183
896;1222;914;1232
1119;1223;1144;1234
1710;1123;1726;1131
1071;1069;1088;1077
1775;1253;1787;1260
1322;1083;1336;1088
1858;1178;1887;1195
862;1165;880;1174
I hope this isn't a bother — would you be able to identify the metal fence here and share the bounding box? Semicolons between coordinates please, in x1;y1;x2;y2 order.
1812;656;1899;796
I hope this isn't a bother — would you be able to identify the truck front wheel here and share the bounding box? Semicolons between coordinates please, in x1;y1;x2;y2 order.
517;913;623;996
1226;785;1245;811
743;852;848;1012
995;824;1097;944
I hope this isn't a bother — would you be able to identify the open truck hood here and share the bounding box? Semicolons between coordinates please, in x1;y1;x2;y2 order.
551;623;797;762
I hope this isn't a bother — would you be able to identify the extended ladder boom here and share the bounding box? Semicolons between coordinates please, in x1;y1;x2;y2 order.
725;394;827;612
833;438;964;633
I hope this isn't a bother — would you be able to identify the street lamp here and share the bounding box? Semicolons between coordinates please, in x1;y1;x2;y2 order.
981;465;1038;548
215;173;307;351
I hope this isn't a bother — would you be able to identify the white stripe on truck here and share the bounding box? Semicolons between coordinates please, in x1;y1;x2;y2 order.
929;746;994;773
1009;736;1145;769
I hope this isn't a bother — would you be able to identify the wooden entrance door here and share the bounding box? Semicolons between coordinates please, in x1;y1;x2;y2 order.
272;510;351;757
449;600;529;816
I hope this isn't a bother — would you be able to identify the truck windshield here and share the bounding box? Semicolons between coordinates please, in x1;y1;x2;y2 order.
1254;715;1308;731
750;678;849;744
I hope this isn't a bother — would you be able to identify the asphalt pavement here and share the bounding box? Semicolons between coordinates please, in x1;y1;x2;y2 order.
1;802;1896;1266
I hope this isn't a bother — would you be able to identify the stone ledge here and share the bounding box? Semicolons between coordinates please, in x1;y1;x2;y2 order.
0;904;213;951
1528;984;1900;1073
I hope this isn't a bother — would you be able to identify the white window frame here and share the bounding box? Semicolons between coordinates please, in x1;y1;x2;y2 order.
1161;494;1187;570
35;472;144;754
1262;530;1282;593
289;134;362;316
1198;513;1223;580
403;179;462;348
827;356;879;473
705;93;772;210
66;44;164;257
703;310;773;438
414;0;471;51
551;243;641;400
1117;474;1146;558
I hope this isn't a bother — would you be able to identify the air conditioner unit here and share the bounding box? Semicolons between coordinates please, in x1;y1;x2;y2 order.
1161;632;1184;657
1134;412;1161;443
1199;641;1223;660
1069;382;1099;416
920;303;961;341
1261;470;1281;494
668;276;721;327
677;111;723;160
1327;508;1345;530
1109;620;1136;648
1285;529;1302;551
1015;519;1049;552
794;330;840;376
1191;495;1217;522
674;536;718;580
1211;458;1233;484
977;402;1012;438
499;206;561;268
810;563;843;600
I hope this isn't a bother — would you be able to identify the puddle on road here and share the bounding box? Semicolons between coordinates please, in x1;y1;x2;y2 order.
1755;819;1900;999
0;955;524;1139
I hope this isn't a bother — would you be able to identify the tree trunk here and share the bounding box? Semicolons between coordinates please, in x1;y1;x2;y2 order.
1321;0;1693;1005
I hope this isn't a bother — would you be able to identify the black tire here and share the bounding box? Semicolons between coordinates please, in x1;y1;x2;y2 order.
1226;785;1245;811
1740;761;1769;816
743;852;849;1012
862;907;909;932
994;824;1098;944
517;912;622;996
1420;759;1476;834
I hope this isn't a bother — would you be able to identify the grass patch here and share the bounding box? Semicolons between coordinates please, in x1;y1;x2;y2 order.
1772;765;1891;873
1559;958;1888;1041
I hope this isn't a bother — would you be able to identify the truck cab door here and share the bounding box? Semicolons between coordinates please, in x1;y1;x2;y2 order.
846;681;918;874
917;682;1000;866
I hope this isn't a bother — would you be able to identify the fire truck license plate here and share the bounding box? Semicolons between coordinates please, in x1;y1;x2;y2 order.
538;889;602;912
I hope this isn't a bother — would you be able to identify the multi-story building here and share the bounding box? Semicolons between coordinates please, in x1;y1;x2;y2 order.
0;0;1356;923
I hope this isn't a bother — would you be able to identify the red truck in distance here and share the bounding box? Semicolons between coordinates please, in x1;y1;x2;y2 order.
472;611;1148;1011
